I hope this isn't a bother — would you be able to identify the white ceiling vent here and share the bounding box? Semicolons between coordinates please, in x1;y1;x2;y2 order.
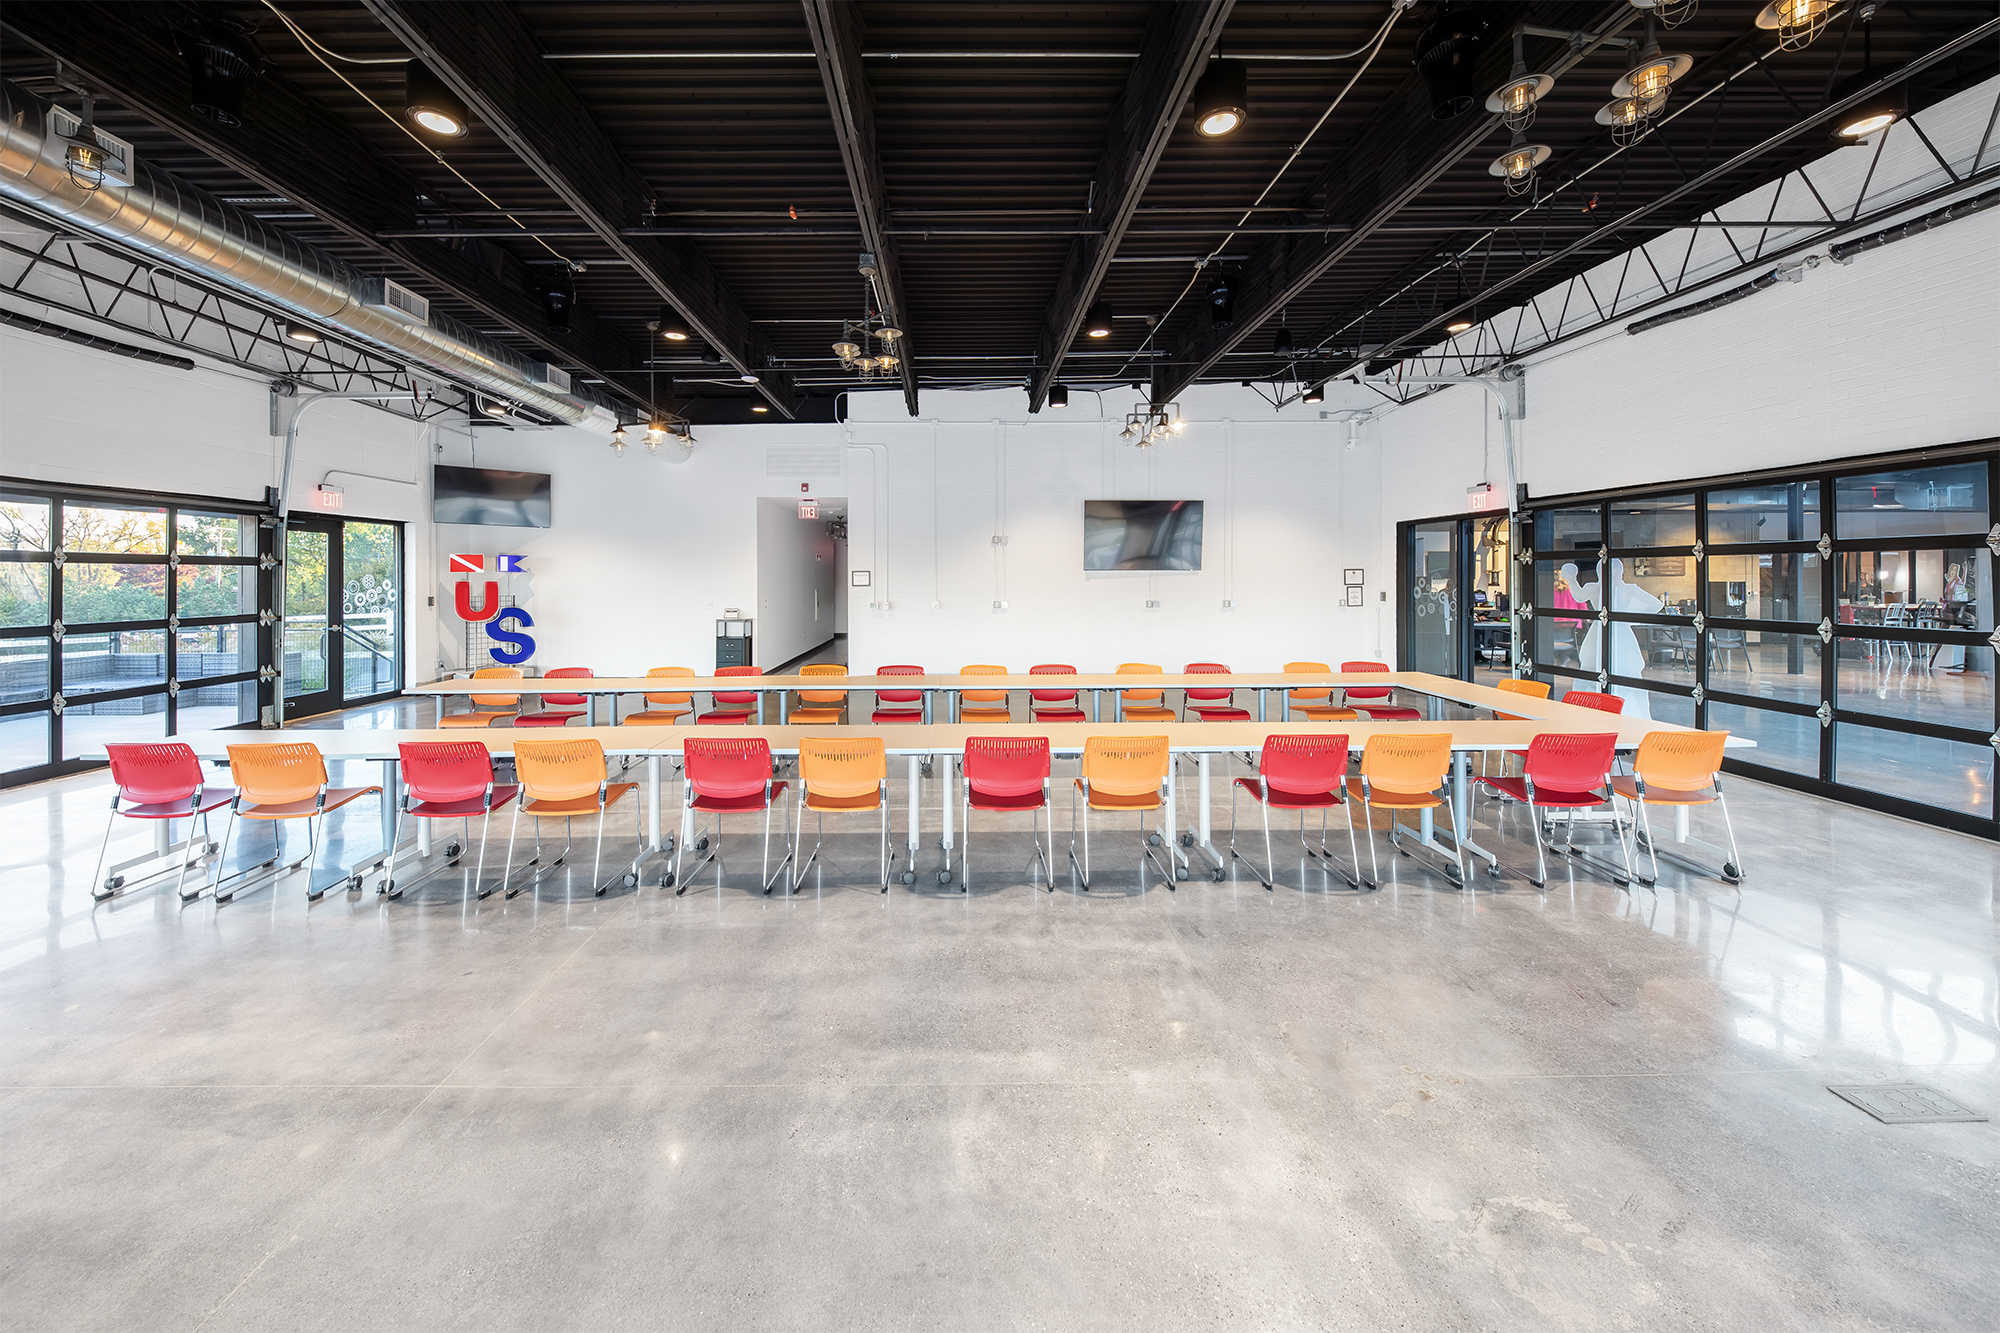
529;363;571;394
764;443;843;478
358;276;430;325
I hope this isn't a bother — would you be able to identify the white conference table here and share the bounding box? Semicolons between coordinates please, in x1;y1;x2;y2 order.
135;682;1747;891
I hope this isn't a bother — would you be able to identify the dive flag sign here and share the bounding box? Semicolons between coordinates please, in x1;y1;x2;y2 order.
449;553;484;573
497;554;527;573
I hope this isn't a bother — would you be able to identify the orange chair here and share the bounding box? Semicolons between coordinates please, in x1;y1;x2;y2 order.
956;664;1013;722
503;737;643;897
1028;664;1087;721
514;667;593;727
438;666;525;728
1231;734;1363;890
1351;732;1464;887
790;664;849;724
1116;663;1177;722
1070;735;1179;890
871;664;928;722
672;735;792;894
699;665;763;724
1283;661;1358;722
622;667;696;726
949;735;1054;892
1609;731;1742;885
1340;661;1422;722
1185;662;1250;721
211;742;383;904
791;737;898;893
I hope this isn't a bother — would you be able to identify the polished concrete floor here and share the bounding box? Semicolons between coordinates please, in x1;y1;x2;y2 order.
3;701;1997;1331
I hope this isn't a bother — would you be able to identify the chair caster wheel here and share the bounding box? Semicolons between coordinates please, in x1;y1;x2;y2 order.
379;880;394;895
901;871;916;884
920;763;933;778
1722;862;1742;880
102;875;125;892
1147;832;1161;847
1175;866;1188;881
444;843;462;858
660;871;675;888
938;870;952;885
695;836;709;852
623;872;638;888
1211;868;1225;882
1179;832;1194;847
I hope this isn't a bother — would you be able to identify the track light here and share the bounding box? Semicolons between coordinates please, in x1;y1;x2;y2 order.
751;402;769;413
1207;274;1235;329
1050;384;1069;408
1757;0;1834;51
1486;32;1554;132
282;321;321;344
1417;1;1489;120
1446;317;1475;335
1301;383;1323;405
1084;300;1114;338
1829;8;1904;141
481;399;510;419
1191;59;1248;137
404;62;469;138
655;307;690;341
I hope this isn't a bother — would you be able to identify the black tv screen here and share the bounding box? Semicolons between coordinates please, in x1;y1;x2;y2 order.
1084;500;1203;571
433;466;552;528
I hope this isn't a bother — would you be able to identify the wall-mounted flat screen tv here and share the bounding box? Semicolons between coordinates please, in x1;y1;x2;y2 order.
1083;500;1203;571
433;465;552;528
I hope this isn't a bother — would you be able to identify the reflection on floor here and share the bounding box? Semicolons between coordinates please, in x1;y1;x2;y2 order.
2;697;1997;1330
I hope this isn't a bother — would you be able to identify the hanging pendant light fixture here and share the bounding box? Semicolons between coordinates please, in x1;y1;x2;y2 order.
1595;91;1665;146
1757;0;1835;51
1417;0;1490;120
1613;17;1692;105
1084;300;1114;338
1630;0;1698;29
1489;128;1551;197
1485;31;1554;132
405;61;470;138
610;425;628;454
1191;58;1249;137
655;307;691;341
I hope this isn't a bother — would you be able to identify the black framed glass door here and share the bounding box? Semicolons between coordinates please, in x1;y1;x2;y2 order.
281;517;403;720
1397;513;1516;684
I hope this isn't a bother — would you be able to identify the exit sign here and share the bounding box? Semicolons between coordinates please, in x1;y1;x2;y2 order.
313;484;345;511
798;500;818;519
1466;484;1502;513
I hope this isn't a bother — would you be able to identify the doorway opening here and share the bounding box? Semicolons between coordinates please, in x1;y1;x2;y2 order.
755;497;845;671
1397;512;1514;684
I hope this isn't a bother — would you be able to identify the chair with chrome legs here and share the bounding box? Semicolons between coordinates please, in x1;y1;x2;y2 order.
1609;730;1743;886
870;665;927;722
1027;664;1088;721
949;735;1054;892
211;743;384;904
1340;661;1423;721
501;737;643;898
1351;733;1466;887
670;736;793;895
1476;732;1631;888
789;664;849;724
1185;662;1251;721
1284;662;1358;722
698;665;764;724
1231;734;1364;890
514;666;594;727
1115;663;1178;722
381;741;520;900
955;664;1014;722
1070;735;1177;890
91;742;233;903
622;667;697;726
437;666;525;728
1483;677;1552;778
791;736;896;894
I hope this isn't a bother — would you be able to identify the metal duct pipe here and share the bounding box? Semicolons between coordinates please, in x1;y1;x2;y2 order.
0;79;615;433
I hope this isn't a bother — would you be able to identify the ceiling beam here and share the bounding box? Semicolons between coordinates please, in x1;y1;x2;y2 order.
1150;3;1637;406
0;1;649;413
360;0;797;416
800;0;918;417
1026;0;1235;413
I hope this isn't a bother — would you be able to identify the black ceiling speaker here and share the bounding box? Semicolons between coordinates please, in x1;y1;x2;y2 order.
1207;273;1234;328
171;18;263;127
701;343;723;365
540;273;574;334
1272;325;1295;359
1416;1;1488;120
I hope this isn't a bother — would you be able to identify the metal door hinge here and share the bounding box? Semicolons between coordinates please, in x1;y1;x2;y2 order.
1817;617;1833;644
1691;540;1704;563
1817;534;1833;559
1816;702;1833;728
51;693;65;715
1692;612;1706;633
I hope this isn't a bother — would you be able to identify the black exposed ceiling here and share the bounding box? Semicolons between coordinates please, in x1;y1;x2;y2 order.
2;1;1994;422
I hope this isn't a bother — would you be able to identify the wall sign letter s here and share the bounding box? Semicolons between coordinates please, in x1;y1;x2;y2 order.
486;608;536;665
455;580;501;622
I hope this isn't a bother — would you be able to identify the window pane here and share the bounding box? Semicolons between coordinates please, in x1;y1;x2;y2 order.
1708;701;1818;776
176;624;257;680
1534;557;1602;609
1835;640;1993;732
284;528;329;699
178;564;255;618
62;563;167;623
176;509;258;556
63;503;167;554
1838;548;1987;627
60;695;169;761
1610;687;1695;726
1707;551;1821;623
1711;630;1822;706
1706;481;1821;544
1;494;53;550
1835;722;1993;818
62;630;167;695
1615;624;1696;688
177;678;260;732
1534;505;1601;556
342;521;399;700
1;637;53;703
1608;495;1696;548
1612;555;1696;616
1534;615;1592;671
1836;462;1988;540
0;710;51;773
1;561;52;628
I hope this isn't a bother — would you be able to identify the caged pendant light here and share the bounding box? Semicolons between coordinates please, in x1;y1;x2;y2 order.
1489;128;1551;197
1613;18;1692;108
1485;31;1554;132
1757;0;1835;52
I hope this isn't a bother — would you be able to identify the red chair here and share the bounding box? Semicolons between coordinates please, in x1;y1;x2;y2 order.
381;741;520;901
91;743;233;903
1477;732;1631;888
1562;689;1626;715
671;736;792;894
514;667;593;727
1339;661;1422;721
1185;661;1250;721
1230;735;1363;890
699;665;764;724
948;735;1054;892
871;664;927;722
1028;664;1087;722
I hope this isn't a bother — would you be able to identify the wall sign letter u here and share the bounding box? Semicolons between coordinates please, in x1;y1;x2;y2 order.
455;580;500;623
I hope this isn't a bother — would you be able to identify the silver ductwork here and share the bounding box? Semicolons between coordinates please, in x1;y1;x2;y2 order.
0;79;618;432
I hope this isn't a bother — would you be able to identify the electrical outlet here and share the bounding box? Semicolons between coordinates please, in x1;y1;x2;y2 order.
1145;599;1160;608
1221;599;1234;610
991;534;1007;545
993;600;1007;609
